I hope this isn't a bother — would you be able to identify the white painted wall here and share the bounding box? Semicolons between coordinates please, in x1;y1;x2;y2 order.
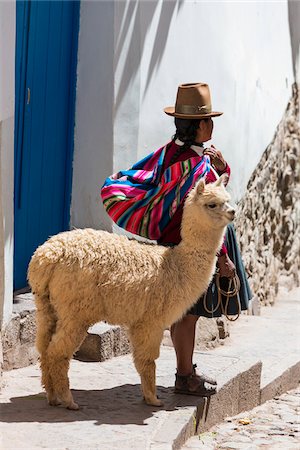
73;0;298;229
0;1;15;325
115;0;294;201
71;1;114;230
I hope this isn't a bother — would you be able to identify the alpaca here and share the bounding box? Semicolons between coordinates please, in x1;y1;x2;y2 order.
28;174;235;410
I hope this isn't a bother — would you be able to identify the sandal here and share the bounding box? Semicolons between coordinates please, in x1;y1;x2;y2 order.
174;364;217;397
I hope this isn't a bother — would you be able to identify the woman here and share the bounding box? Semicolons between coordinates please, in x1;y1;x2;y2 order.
101;82;252;397
160;83;252;396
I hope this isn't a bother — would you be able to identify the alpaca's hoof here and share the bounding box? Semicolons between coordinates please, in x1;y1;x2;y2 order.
48;398;61;407
145;397;163;407
66;401;79;410
47;394;61;407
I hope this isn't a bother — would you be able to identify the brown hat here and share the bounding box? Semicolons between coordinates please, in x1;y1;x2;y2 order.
164;83;223;119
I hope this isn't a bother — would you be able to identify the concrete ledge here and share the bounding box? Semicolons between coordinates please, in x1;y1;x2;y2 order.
195;361;262;435
260;360;300;404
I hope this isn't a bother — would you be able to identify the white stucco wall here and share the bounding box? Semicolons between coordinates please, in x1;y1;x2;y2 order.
71;1;114;230
73;0;298;230
114;0;294;201
0;1;15;325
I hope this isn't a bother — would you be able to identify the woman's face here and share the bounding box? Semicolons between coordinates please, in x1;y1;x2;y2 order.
196;118;214;142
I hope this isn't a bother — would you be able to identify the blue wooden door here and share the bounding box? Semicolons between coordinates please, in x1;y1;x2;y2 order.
14;1;80;290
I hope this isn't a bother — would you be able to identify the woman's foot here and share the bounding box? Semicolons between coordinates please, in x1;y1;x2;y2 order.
174;364;217;397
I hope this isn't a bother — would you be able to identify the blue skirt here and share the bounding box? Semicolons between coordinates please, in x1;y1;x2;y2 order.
187;223;252;317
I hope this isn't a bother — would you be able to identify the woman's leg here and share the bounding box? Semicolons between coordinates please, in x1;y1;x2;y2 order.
170;314;198;375
171;314;217;395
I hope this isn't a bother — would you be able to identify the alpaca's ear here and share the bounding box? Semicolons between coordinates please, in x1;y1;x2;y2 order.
216;173;229;186
196;178;206;195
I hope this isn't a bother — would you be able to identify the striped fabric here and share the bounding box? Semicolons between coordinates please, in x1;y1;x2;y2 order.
101;143;211;240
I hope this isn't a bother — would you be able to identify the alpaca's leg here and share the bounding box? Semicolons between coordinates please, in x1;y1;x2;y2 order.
129;326;163;406
35;294;59;404
40;355;61;406
46;321;87;410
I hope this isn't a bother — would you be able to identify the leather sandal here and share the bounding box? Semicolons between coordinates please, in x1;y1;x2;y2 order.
174;364;217;397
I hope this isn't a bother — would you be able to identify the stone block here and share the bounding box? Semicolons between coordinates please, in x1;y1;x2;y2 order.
216;317;229;339
3;343;38;370
260;361;300;404
19;311;36;344
75;333;103;362
2;310;38;370
196;360;262;433
238;361;262;412
75;323;131;362
151;407;197;450
197;376;240;433
113;326;130;356
99;329;114;361
3;315;20;349
195;317;225;350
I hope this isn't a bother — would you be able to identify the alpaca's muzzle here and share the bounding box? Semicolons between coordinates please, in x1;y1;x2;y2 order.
228;208;235;220
225;204;235;221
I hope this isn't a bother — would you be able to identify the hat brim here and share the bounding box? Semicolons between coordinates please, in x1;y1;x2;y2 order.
164;106;223;119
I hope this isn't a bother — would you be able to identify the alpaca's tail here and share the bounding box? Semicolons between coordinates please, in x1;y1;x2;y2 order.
28;241;61;355
34;291;57;356
28;238;63;295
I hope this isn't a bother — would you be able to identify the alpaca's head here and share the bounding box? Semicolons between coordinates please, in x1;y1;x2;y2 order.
181;174;235;239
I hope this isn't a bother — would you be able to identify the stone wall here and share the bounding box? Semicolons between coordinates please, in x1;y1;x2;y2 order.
2;310;38;370
235;83;300;305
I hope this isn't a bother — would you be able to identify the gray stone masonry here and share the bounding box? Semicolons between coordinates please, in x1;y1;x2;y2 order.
0;286;299;449
2;293;38;370
235;83;300;305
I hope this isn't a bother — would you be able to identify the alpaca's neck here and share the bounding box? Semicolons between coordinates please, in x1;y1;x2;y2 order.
176;221;225;274
181;209;225;254
160;221;225;326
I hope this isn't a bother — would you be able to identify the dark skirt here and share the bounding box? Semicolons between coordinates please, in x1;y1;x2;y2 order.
188;223;252;317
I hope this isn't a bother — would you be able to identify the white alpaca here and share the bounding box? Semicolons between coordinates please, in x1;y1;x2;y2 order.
28;175;234;410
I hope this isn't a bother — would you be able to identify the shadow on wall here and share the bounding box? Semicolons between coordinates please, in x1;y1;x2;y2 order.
288;0;300;80
114;0;183;115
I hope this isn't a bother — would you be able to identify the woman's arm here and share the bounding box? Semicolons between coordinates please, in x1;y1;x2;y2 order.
204;145;231;181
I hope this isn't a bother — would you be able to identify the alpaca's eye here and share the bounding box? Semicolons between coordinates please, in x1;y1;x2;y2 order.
208;203;217;209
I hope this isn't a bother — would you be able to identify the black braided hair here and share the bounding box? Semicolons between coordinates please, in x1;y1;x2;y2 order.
173;117;201;149
168;117;207;165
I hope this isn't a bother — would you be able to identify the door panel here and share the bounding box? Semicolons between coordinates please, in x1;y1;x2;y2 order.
14;1;80;290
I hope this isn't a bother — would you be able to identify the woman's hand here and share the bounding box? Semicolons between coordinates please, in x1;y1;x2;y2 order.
218;254;236;278
204;145;227;172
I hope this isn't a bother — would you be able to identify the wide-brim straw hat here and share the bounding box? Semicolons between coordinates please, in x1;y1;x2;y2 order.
164;82;223;119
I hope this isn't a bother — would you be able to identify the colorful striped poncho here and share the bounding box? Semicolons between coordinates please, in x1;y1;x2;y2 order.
101;143;211;240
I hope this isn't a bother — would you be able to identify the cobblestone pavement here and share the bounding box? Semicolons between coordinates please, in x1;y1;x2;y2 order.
182;385;300;449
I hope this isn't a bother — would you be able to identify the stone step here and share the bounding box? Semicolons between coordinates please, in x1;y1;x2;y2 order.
0;289;299;449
